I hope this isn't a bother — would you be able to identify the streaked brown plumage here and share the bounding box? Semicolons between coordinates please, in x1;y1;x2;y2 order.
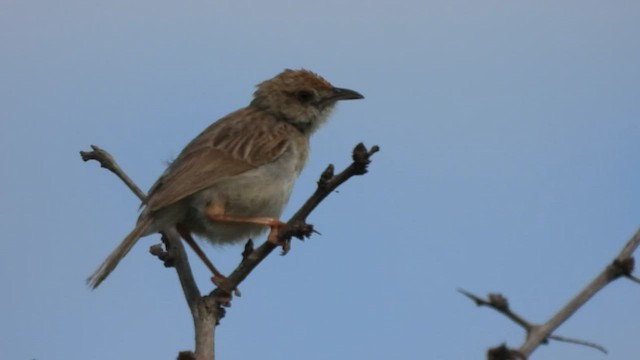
88;69;363;288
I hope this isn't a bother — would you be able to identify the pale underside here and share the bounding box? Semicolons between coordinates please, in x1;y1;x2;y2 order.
141;107;310;244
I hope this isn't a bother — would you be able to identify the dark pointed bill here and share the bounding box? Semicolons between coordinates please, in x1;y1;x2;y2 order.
330;87;364;101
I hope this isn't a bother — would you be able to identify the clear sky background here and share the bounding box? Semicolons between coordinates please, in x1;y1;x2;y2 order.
2;1;639;359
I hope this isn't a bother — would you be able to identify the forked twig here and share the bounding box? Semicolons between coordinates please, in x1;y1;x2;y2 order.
458;290;607;355
212;143;380;299
80;145;146;201
461;228;640;359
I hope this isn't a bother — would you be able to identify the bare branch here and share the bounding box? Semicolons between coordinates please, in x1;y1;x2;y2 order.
458;290;532;330
459;290;607;355
162;229;203;311
547;334;607;354
81;145;211;357
519;228;640;356
463;228;640;358
626;274;640;285
81;145;202;308
212;143;380;299
617;229;640;260
81;142;379;360
80;145;146;201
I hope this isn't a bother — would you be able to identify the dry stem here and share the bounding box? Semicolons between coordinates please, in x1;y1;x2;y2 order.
461;228;640;359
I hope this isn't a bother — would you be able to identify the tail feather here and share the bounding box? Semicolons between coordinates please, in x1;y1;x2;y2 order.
87;217;154;289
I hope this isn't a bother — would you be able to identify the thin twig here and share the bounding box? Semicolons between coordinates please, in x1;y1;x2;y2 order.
458;290;533;330
80;145;146;201
626;274;640;285
458;290;607;355
547;334;607;354
212;143;379;299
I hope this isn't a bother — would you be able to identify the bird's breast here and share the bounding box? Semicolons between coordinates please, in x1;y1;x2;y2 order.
185;135;309;245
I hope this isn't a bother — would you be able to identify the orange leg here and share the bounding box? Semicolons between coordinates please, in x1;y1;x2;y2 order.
176;225;227;287
206;204;285;244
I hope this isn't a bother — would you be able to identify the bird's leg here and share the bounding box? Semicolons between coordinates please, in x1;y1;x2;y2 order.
206;203;286;245
176;225;227;288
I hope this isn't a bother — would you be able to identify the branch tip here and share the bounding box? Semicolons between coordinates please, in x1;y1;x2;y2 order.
318;164;335;189
350;143;379;175
149;243;175;268
458;288;485;306
548;334;608;354
80;145;147;201
241;239;254;261
79;145;112;166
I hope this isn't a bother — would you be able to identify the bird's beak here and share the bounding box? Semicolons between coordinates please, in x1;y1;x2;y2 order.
329;87;364;101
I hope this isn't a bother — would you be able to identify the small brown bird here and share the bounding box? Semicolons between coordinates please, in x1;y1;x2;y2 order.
88;69;363;288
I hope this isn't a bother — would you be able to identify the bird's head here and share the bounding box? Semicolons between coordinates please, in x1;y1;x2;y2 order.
251;69;364;134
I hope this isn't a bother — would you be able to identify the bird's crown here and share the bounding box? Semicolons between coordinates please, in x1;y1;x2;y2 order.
250;69;362;134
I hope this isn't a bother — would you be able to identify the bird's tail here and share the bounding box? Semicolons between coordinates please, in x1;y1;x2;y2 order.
87;216;154;289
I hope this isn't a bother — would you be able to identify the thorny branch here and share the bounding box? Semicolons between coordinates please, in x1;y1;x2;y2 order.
461;228;640;359
458;290;607;355
81;143;378;360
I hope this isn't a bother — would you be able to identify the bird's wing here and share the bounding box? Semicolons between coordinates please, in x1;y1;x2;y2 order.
145;108;294;211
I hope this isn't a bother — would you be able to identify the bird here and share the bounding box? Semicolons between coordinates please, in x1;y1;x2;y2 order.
88;69;364;289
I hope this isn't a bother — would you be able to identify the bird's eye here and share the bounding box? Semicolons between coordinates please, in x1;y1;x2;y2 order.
296;89;315;103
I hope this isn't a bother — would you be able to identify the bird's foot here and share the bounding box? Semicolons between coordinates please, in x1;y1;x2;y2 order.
270;221;316;255
266;220;287;245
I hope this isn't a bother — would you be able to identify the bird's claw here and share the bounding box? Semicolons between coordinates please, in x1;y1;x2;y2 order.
269;221;315;255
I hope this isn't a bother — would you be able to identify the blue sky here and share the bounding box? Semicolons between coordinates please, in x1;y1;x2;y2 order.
2;1;639;359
